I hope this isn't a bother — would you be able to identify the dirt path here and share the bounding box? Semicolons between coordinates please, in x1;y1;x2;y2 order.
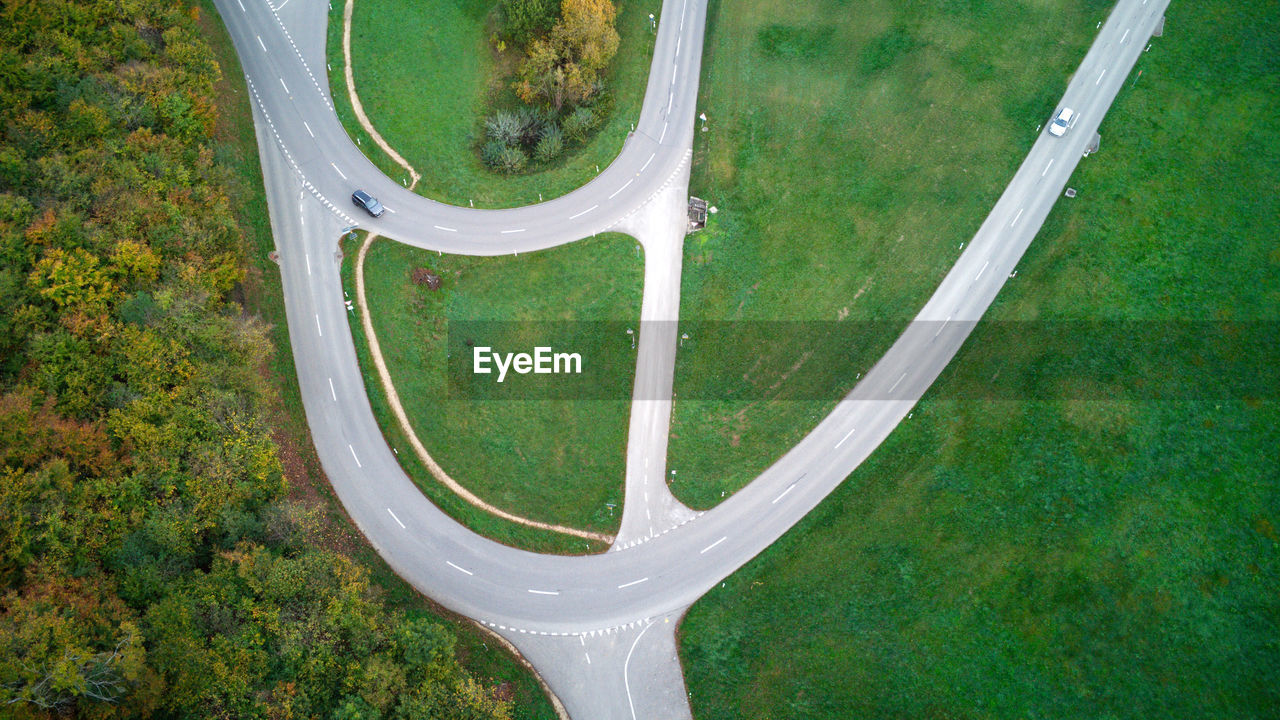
342;0;420;185
354;232;615;544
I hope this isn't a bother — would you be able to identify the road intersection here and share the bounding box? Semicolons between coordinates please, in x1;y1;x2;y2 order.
216;0;1170;715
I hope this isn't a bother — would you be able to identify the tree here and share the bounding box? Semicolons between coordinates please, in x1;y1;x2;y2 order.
513;0;619;110
499;0;558;46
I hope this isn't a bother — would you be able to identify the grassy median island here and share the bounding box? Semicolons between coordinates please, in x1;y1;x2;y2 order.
328;0;659;208
667;0;1110;508
341;233;643;551
679;0;1280;716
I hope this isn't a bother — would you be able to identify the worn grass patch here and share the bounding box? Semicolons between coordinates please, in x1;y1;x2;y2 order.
679;0;1279;717
328;0;659;207
342;233;643;545
669;0;1111;509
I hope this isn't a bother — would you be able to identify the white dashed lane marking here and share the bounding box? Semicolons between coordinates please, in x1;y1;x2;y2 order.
501;228;525;234
328;377;337;401
528;589;559;596
386;508;406;529
569;204;597;219
700;536;727;554
888;372;907;393
315;314;322;336
348;444;361;468
303;121;314;137
1011;208;1024;227
257;35;266;52
330;162;347;180
1042;158;1054;176
279;77;289;94
618;577;648;589
434;225;457;232
447;561;473;576
835;427;856;448
609;178;634;199
772;483;796;504
975;260;989;281
640;153;655;172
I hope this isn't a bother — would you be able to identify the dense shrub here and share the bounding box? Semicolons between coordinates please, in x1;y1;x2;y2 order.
561;105;597;143
535;124;564;162
499;0;558;46
497;145;528;173
485;110;523;146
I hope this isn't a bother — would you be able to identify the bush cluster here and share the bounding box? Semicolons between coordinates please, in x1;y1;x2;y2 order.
480;103;601;173
479;0;615;174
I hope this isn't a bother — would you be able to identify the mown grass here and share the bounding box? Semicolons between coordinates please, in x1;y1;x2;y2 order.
340;232;643;546
679;1;1280;717
668;0;1113;509
201;4;558;715
327;0;660;208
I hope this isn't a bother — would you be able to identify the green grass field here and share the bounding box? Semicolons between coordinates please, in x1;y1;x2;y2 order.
327;0;660;208
342;233;643;548
200;3;557;716
668;0;1117;509
678;0;1280;716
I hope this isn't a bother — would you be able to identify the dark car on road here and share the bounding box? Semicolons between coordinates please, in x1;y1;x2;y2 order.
351;189;385;217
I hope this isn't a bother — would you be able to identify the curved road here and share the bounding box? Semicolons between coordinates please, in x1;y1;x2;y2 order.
215;0;1169;716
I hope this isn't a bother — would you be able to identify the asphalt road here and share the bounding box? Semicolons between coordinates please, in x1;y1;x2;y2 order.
218;0;1170;715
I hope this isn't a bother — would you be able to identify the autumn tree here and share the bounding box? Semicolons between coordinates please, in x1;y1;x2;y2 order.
513;0;619;109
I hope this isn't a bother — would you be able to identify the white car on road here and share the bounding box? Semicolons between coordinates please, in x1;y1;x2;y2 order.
1048;107;1075;137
